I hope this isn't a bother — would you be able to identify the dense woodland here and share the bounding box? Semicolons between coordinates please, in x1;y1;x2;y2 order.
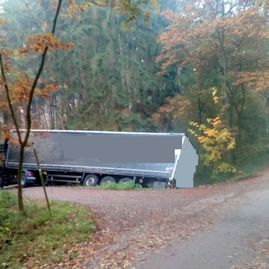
1;0;269;183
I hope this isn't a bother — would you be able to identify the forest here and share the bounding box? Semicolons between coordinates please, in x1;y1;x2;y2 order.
1;0;269;184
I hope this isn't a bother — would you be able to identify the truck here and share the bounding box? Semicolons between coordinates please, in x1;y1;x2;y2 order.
0;129;198;188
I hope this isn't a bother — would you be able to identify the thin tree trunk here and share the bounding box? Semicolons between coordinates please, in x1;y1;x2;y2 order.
217;0;232;127
17;146;24;211
33;145;51;216
197;97;202;123
217;0;235;162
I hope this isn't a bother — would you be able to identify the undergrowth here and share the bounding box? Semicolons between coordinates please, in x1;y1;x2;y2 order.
195;152;269;185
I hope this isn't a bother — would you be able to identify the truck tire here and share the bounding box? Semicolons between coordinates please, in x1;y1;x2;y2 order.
100;176;115;185
21;173;28;188
83;174;98;187
119;177;133;183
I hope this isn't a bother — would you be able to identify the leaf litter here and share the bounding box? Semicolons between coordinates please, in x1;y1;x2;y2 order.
23;170;269;269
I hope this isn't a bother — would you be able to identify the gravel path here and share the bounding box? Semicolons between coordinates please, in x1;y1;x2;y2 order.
23;168;269;269
136;188;269;269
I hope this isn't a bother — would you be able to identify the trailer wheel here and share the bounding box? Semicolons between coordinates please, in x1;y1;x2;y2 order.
44;175;50;186
100;176;115;185
119;177;133;183
83;174;98;187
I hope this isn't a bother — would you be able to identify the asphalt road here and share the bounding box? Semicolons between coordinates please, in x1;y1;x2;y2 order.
136;188;269;269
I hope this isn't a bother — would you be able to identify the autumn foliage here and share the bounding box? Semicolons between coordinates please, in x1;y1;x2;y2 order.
189;117;236;175
28;33;74;53
189;88;236;175
153;0;269;179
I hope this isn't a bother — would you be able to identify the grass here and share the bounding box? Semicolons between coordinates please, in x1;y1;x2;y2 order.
0;191;95;269
97;181;142;190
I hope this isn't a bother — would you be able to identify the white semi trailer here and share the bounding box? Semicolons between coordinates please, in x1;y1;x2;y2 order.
2;130;198;188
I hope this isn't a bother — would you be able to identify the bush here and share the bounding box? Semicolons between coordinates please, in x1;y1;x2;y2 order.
194;151;269;185
98;182;142;190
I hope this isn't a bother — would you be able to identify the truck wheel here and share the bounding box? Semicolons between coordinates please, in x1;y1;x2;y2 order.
21;173;28;188
44;176;50;186
119;177;133;183
100;176;115;185
83;174;98;187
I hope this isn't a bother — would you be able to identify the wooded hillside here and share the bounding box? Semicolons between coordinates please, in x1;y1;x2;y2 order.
1;0;269;183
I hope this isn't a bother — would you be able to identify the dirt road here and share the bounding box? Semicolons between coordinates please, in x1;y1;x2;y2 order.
23;168;269;269
136;188;269;269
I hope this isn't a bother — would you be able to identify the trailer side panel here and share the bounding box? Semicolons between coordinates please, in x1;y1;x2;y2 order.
6;131;184;180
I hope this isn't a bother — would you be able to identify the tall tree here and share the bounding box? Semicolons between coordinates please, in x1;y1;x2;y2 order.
155;0;269;176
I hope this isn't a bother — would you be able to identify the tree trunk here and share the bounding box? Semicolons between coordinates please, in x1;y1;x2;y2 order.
17;145;24;212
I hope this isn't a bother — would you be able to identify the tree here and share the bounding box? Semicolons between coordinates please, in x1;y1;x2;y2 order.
155;0;269;176
40;1;170;131
189;89;236;177
0;0;64;212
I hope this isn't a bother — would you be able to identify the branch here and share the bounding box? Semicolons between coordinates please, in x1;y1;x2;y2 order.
51;0;63;34
0;53;22;144
23;0;63;147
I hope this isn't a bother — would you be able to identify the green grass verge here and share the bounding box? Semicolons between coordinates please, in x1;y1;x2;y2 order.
0;191;95;269
97;182;142;190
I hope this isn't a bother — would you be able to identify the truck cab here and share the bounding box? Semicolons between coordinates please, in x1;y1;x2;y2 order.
0;141;36;188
